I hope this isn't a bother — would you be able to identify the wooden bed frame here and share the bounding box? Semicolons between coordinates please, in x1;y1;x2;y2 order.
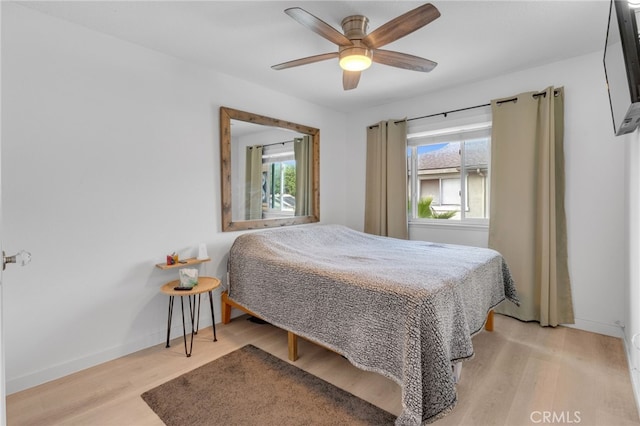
221;290;494;362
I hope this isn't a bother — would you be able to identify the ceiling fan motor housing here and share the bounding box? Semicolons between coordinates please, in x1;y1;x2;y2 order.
339;15;373;70
341;15;369;39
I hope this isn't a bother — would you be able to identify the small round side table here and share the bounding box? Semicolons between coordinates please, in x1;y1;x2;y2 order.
160;276;220;357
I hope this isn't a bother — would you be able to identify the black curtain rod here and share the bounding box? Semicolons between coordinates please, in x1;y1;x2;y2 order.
369;89;560;129
403;102;490;124
248;139;294;149
490;88;560;109
367;103;488;129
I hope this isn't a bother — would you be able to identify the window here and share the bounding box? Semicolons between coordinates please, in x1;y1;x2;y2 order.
262;143;296;216
407;123;491;224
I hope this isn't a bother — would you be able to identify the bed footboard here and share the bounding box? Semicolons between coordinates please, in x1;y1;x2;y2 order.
284;312;494;363
222;291;300;361
222;291;493;362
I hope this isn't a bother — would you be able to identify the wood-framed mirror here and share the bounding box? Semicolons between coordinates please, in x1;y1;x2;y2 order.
220;107;320;232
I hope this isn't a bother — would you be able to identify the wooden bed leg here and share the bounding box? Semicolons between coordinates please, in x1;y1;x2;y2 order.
485;309;494;332
221;291;231;324
288;331;298;361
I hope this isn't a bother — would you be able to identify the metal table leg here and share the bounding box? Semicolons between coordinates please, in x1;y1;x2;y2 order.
208;291;217;342
180;296;195;357
165;296;174;348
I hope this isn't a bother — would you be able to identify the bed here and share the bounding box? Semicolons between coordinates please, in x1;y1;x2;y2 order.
222;224;518;425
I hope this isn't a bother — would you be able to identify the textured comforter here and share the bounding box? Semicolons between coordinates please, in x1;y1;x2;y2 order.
228;224;518;425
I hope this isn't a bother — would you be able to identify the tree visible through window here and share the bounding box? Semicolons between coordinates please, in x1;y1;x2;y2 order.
407;126;491;223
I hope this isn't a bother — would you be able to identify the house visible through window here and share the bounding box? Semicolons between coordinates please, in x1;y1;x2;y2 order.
407;123;491;223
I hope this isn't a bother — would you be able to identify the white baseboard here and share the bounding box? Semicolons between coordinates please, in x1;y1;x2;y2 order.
564;317;625;338
622;335;640;420
6;318;214;395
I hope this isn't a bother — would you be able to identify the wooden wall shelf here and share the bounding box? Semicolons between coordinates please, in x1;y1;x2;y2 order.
155;257;210;270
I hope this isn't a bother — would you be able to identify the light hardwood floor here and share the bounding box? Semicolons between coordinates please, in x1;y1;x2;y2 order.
7;314;640;426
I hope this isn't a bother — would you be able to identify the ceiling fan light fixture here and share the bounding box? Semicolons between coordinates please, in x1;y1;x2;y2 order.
339;47;372;71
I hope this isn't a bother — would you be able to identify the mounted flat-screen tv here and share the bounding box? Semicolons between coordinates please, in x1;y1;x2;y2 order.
604;0;640;136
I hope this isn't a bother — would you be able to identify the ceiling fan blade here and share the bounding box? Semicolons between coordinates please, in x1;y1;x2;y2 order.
272;52;339;70
285;7;353;47
372;49;437;72
343;71;361;90
362;3;440;49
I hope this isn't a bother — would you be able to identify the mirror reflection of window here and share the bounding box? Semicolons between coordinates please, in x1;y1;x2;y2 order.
231;121;306;221
245;136;313;220
261;140;296;218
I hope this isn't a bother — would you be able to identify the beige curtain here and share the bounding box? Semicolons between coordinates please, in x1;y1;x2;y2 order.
294;136;312;216
245;145;263;220
364;120;408;239
489;87;574;326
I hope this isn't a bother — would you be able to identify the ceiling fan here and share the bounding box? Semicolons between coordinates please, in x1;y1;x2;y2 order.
271;3;441;91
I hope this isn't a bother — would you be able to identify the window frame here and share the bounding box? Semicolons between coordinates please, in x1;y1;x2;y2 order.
407;122;492;227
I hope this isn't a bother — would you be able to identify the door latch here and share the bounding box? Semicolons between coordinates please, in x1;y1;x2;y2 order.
3;250;32;271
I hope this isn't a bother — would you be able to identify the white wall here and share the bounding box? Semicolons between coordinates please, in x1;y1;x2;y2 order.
0;3;348;393
345;51;627;338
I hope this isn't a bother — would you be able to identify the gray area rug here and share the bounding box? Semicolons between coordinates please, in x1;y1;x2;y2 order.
141;344;395;425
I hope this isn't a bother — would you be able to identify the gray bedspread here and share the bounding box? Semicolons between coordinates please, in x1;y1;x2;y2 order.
228;224;518;425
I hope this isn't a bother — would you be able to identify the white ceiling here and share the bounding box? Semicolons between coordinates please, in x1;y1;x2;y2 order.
16;0;610;112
